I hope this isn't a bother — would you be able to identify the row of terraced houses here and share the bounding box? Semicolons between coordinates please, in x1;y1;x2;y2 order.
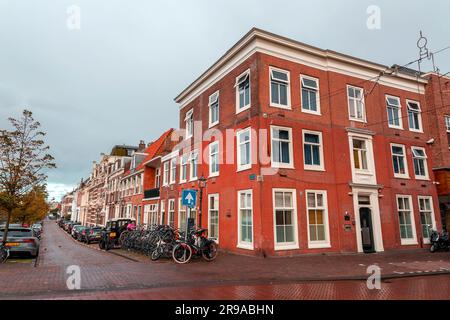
61;28;450;256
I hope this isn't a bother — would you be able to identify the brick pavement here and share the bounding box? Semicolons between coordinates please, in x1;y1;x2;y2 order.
0;220;449;299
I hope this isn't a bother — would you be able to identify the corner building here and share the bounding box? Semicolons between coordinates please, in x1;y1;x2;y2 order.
160;28;441;256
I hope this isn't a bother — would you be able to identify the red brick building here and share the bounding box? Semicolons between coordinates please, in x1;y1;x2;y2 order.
152;28;442;257
424;72;450;231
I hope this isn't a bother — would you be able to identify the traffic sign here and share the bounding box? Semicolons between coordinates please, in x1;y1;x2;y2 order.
181;189;197;208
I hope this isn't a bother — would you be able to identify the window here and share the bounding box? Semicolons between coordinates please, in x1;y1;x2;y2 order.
149;204;159;226
273;189;298;249
418;196;434;242
445;116;450;148
270;67;290;108
178;198;187;232
209;91;219;127
160;200;165;225
303;130;324;171
306;190;330;248
143;204;150;225
163;162;169;186
412;147;428;179
236;70;250;112
397;196;417;245
169;158;177;184
237;128;251;171
180;154;188;183
347;86;365;121
168;199;175;227
208;194;219;241
386;96;403;129
237;190;253;249
189;150;198;180
301;75;320;114
352;139;368;171
185;109;193;139
407;101;422;132
271;126;293;168
391;144;408;178
155;168;161;188
209;141;219;177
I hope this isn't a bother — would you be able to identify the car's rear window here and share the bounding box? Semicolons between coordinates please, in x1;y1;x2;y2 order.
0;229;33;237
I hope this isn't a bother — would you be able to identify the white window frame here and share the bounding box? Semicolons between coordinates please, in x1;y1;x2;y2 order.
208;91;220;128
347;85;366;122
406;100;423;132
168;199;175;227
185;108;194;139
235;69;251;114
270;125;294;169
162;162;169;186
272;188;299;250
418;196;436;244
386;95;403;129
169;157;177;184
445;115;450;132
208;193;219;242
189;150;198;181
302;130;324;171
269;67;291;109
391;143;409;179
209;141;220;177
396;195;418;245
236;127;252;172
411;146;429;180
160;200;166;225
180;154;188;183
305;190;330;249
300;75;320;115
149;203;159;226
237;189;254;250
178;198;187;232
143;204;150;225
155;167;161;188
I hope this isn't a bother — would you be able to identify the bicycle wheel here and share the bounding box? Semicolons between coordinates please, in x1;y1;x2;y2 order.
172;243;192;264
201;241;218;261
0;248;8;263
151;247;163;261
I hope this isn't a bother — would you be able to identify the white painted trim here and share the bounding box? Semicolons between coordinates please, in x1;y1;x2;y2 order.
302;129;325;171
161;149;180;162
300;74;321;115
391;143;409;179
236;127;252;172
208;90;220;128
417;196;437;244
272;188;299;251
209;141;220;177
207;193;219;243
396;194;418;245
305;190;331;249
237;189;254;250
386;95;404;130
270;125;294;169
346;85;366;122
411;146;429;180
235;68;251;114
269;66;291;109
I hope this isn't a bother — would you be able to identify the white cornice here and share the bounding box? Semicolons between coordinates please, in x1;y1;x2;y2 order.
175;28;427;109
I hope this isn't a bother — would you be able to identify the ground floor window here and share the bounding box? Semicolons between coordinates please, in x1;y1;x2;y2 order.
397;195;416;244
168;199;175;227
178;198;187;232
306;190;329;248
160;200;166;225
418;196;434;240
208;194;219;240
273;189;297;249
238;190;253;249
149;204;159;226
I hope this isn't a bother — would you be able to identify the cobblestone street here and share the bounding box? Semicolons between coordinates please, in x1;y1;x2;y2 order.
0;221;449;300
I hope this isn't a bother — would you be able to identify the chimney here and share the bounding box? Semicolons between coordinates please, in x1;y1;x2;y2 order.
138;140;145;151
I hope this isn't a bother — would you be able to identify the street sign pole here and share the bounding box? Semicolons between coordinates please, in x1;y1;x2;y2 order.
185;207;190;241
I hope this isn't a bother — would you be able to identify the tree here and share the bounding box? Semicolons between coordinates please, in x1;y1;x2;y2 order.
11;185;49;225
0;110;56;244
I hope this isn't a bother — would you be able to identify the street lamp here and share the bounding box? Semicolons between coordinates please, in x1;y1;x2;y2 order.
197;174;207;228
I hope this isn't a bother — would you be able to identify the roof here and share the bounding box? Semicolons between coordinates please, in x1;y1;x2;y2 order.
122;128;173;178
175;27;428;105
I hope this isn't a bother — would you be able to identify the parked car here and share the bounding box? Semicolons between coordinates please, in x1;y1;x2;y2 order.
80;227;103;244
99;218;135;250
68;222;81;234
0;226;40;258
71;225;86;239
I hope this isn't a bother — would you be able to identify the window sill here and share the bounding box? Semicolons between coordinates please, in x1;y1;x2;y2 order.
271;163;294;169
189;177;198;182
209;172;219;178
304;166;325;172
409;129;423;133
208;121;219;129
237;165;252;172
270;103;291;110
349;117;366;123
308;242;331;249
301;109;321;116
388;125;404;130
400;239;418;246
414;176;430;181
236;105;251;114
393;175;410;180
237;243;254;250
274;243;299;251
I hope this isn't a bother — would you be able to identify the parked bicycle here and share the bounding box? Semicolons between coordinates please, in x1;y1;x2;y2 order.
172;228;218;264
151;227;181;261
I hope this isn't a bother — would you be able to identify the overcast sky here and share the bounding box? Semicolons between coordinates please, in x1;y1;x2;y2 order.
0;0;449;201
